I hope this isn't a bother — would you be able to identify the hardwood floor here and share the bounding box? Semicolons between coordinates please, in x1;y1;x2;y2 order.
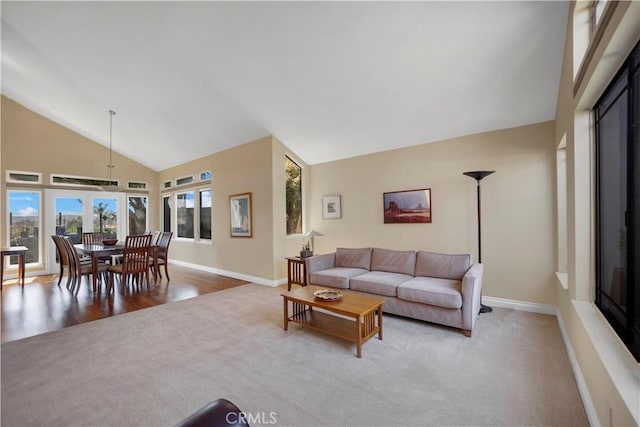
1;264;249;343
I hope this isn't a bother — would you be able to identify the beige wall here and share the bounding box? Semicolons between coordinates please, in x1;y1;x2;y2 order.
159;136;276;280
1;96;158;273
553;2;639;426
308;122;557;306
159;135;310;283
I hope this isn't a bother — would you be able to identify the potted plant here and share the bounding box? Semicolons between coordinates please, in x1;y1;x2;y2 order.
300;241;313;258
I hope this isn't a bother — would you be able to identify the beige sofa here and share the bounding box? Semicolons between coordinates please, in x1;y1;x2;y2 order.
305;247;483;337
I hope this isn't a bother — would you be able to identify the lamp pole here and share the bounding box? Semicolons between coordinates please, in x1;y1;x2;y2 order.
463;170;494;314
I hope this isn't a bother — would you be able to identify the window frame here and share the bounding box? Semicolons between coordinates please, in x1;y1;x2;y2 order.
6;189;43;269
593;40;639;362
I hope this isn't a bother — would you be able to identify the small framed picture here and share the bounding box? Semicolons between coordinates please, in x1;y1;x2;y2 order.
229;192;252;237
322;195;342;219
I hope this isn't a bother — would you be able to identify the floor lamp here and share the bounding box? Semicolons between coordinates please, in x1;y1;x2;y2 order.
463;170;494;314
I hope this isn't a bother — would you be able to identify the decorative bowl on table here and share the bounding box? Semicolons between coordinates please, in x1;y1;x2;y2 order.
313;289;343;301
102;239;118;246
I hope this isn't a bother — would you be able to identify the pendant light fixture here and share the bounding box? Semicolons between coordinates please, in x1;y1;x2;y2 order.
101;109;123;192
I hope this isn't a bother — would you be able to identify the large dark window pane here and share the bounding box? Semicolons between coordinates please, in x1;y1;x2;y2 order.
595;40;640;362
596;88;628;327
632;63;640;358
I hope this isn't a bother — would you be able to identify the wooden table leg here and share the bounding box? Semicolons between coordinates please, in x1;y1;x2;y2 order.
356;315;362;358
92;254;98;292
378;306;383;340
19;253;25;288
283;297;289;331
151;246;159;282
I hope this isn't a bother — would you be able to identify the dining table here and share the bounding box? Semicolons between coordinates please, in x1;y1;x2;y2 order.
74;242;160;291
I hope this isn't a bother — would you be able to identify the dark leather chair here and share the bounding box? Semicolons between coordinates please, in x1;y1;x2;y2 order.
176;398;249;427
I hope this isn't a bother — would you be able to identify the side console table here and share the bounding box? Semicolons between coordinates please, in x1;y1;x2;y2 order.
286;257;308;291
1;246;28;290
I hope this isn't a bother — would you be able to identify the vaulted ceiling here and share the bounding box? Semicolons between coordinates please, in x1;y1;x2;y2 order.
1;1;569;171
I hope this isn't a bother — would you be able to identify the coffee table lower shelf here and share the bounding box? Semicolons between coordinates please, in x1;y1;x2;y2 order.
282;291;384;358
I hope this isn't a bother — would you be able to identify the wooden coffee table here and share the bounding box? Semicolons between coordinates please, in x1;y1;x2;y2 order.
281;285;384;358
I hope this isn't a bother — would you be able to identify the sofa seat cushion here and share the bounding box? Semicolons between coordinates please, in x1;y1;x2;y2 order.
309;268;368;289
350;271;412;296
397;277;463;309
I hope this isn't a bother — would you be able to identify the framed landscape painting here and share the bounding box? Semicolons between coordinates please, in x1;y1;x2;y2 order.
230;192;252;237
383;188;432;224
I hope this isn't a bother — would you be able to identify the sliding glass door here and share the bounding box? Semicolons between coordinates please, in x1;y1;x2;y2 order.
45;189;126;274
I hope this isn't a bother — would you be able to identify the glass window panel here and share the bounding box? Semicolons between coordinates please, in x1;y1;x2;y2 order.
55;197;83;243
8;190;41;265
163;196;171;233
285;156;302;235
176;192;194;238
176;176;195;186
128;196;147;235
93;198;118;239
200;190;212;240
128;181;147;190
200;171;212;181
8;172;41;183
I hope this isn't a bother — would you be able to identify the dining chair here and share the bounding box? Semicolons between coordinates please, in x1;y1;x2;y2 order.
62;236;108;294
151;231;162;247
82;232;104;245
51;235;72;288
107;234;153;293
151;231;173;281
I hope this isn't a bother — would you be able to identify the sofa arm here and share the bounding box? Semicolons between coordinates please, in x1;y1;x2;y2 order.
460;263;484;332
305;253;335;284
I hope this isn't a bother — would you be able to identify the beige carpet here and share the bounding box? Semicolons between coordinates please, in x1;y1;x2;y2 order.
1;283;588;427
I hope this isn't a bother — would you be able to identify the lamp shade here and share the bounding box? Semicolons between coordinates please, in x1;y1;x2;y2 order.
463;171;495;182
306;230;323;237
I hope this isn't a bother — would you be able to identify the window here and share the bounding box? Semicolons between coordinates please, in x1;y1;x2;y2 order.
128;196;147;235
93;197;118;239
127;181;147;190
594;40;639;362
163;196;171;233
199;189;212;240
285;156;302;235
200;171;212;181
592;0;608;32
176;175;195;186
52;174;118;188
163;181;172;190
176;192;194;238
6;170;41;184
7;190;42;266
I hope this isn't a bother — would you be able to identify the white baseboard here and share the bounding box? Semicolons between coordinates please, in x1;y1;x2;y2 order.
483;295;598;424
556;311;599;427
168;259;285;287
482;295;557;315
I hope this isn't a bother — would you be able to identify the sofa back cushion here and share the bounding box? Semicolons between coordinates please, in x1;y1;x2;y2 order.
335;248;372;270
415;251;471;280
370;248;416;275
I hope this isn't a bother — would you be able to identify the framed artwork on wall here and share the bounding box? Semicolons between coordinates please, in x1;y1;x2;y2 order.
322;195;342;219
383;188;431;223
229;192;253;237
